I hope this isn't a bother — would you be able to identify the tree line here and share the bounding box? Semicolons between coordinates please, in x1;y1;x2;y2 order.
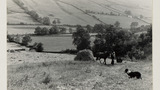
85;10;119;16
72;23;152;60
34;26;71;35
7;34;44;52
13;0;55;25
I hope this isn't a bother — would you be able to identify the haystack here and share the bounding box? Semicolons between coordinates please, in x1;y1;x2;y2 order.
74;49;94;61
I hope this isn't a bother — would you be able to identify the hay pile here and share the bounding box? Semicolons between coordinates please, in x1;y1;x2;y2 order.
74;49;95;61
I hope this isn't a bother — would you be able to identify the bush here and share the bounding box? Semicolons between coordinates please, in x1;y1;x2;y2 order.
7;35;14;42
61;49;78;54
60;27;66;34
20;22;25;25
74;49;94;61
30;42;44;52
34;27;49;35
43;17;51;25
34;26;41;35
22;35;32;46
35;43;44;52
49;26;59;34
41;27;49;35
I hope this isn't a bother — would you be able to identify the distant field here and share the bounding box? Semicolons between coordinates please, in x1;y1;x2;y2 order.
7;25;95;52
7;25;74;34
95;15;149;28
30;36;95;52
7;0;152;27
7;25;37;34
30;36;75;52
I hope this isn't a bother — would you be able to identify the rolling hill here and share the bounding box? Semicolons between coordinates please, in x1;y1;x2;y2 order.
7;0;152;28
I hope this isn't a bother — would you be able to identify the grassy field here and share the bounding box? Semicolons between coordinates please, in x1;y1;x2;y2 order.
7;25;77;34
7;25;54;34
95;15;149;28
30;36;76;52
7;51;152;90
30;36;95;52
7;0;151;27
7;25;37;34
7;25;95;52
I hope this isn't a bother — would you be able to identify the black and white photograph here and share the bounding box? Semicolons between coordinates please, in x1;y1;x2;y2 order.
4;0;155;90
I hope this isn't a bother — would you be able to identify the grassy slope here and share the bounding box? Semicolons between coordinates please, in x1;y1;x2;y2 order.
7;0;39;24
7;0;152;27
7;52;152;90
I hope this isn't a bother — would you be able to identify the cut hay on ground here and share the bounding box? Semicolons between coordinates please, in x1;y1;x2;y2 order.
74;49;95;61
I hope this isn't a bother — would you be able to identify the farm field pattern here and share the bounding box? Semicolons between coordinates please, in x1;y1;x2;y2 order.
7;0;152;28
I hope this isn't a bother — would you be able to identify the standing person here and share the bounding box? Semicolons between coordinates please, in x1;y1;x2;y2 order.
111;51;115;65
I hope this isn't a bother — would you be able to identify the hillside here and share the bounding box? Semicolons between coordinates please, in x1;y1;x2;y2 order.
7;46;152;90
7;0;152;28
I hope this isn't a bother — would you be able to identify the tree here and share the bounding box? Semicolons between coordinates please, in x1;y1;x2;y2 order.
34;26;42;35
113;30;133;57
35;43;44;52
52;20;56;25
49;26;59;34
124;10;132;15
22;35;32;46
93;24;104;33
110;12;113;15
14;35;21;43
86;25;92;33
138;25;152;48
72;25;91;51
69;27;73;34
7;35;15;42
37;17;43;23
130;22;139;30
41;27;49;35
43;17;51;25
28;10;39;21
114;21;120;27
60;27;66;34
93;25;134;58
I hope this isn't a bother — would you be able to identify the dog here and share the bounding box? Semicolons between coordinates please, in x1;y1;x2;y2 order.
125;69;142;79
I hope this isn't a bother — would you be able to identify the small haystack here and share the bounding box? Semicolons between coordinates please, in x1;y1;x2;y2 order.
74;49;94;61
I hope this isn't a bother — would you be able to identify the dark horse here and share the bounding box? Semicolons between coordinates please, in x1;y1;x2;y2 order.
95;51;115;65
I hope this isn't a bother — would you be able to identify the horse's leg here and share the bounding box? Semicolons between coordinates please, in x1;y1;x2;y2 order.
102;58;105;64
99;58;102;63
104;58;107;65
96;57;101;63
99;57;102;64
111;58;114;65
96;57;98;60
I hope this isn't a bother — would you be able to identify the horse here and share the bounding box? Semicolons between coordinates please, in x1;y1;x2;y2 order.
95;51;114;65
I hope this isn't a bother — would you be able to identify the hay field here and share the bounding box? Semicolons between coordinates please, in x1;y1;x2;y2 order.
7;50;152;90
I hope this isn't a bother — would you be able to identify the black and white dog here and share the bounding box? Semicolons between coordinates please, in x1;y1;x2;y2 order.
125;69;142;79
